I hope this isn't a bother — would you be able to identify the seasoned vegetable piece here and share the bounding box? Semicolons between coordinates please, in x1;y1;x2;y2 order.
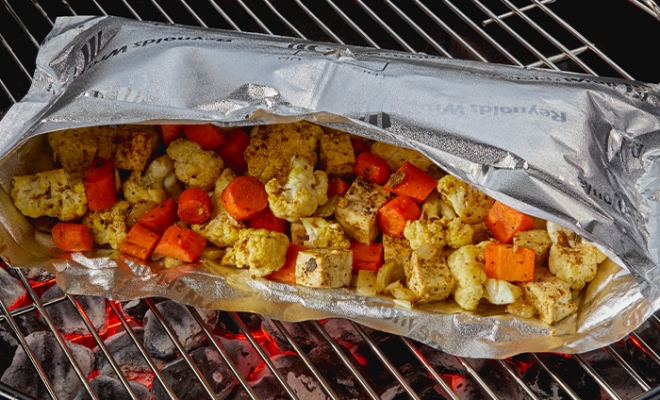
405;252;455;304
97;128;158;171
447;245;487;311
382;234;412;269
216;128;250;173
120;224;161;260
166;138;223;191
233;228;289;277
513;229;552;267
295;249;353;288
320;128;355;176
11;169;88;221
266;243;308;284
384;161;437;203
353;152;391;185
485;243;535;282
160;124;183;145
370;141;434;172
48;128;99;177
548;242;606;291
83;158;116;211
436;175;494;224
350;241;383;272
519;267;577;325
299;217;350;249
248;207;287;234
485;201;535;243
183;124;226;150
122;155;174;204
377;195;421;238
483;278;524;305
154;225;207;262
327;177;350;198
138;198;178;234
222;176;269;221
83;200;131;250
51;223;94;252
178;188;212;225
335;177;390;245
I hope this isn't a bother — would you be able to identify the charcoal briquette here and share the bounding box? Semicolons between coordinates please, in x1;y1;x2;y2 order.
0;267;26;309
40;285;107;337
73;375;151;400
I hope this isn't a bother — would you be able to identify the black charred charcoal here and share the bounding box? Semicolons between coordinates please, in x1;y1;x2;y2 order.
119;297;167;324
359;324;397;345
323;319;364;345
215;335;261;378
536;353;602;398
381;364;448;400
73;375;151;400
623;336;660;387
13;311;45;337
261;318;318;352
416;342;483;375
95;328;163;386
267;353;329;399
0;324;18;377
152;346;237;400
521;355;590;400
0;331;95;399
143;300;218;360
580;348;645;399
233;375;289;400
307;344;364;399
0;267;26;309
40;285;107;336
632;319;660;356
471;360;526;400
216;312;263;336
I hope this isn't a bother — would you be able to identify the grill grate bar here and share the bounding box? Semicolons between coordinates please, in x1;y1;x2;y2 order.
65;295;141;400
29;0;54;26
573;353;623;400
207;0;242;31
235;0;273;34
604;345;652;391
398;337;460;400
349;321;421;400
525;44;588;68
497;359;542;400
355;0;416;53
16;270;101;400
0;33;34;81
293;0;344;44
324;0;379;48
228;312;301;400
498;0;598;75
178;0;209;28
59;0;78;17
629;331;660;366
0;297;58;400
119;0;143;20
530;353;580;400
2;0;40;47
0;295;71;322
262;0;307;39
149;0;175;24
382;0;452;57
187;307;258;399
143;298;218;399
0;78;16;104
482;0;555;25
309;320;380;399
272;320;340;399
106;300;179;399
456;357;500;400
89;0;108;16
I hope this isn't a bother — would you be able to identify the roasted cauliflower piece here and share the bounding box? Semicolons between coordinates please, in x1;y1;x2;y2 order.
436;175;494;224
122;155;177;204
320;128;355;176
447;245;487;311
405;252;455;304
519;267;576;325
370;141;434;172
548;242;607;291
47;127;99;178
295;249;352;288
513;229;552;267
245;122;323;184
233;228;289;277
212;168;237;207
265;156;328;222
97;127;158;171
166;138;224;191
82;200;131;250
382;234;412;268
299;217;350;249
191;208;245;249
11;169;88;221
404;217;473;260
505;297;537;319
335;177;390;245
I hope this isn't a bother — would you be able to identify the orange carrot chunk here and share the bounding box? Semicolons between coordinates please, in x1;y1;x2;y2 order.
161;125;183;145
119;241;153;261
484;243;535;282
267;243;308;284
221;176;269;221
354;152;391;185
216;128;250;173
51;223;94;252
138;198;178;234
248;207;287;233
377;195;421;238
384;161;437;203
183;124;226;150
485;201;535;243
177;188;212;225
122;223;161;260
84;157;117;211
350;241;384;272
154;225;207;263
327;177;350;198
350;138;371;155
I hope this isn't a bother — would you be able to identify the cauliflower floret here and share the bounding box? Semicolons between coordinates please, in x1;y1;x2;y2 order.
519;267;576;325
420;191;456;220
546;221;580;247
436;175;494;224
167;139;224;191
300;217;350;249
405;252;455;304
11;169;87;221
97;127;158;171
82;200;131;250
447;245;487;310
265;156;328;222
319;128;355;176
48;127;99;178
212;168;237;208
513;229;552;267
191;209;245;249
122;155;176;204
245;122;323;184
233;228;289;277
404;217;473;259
370;141;434;172
548;242;607;291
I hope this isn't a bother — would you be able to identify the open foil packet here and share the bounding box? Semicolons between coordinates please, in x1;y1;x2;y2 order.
1;15;660;358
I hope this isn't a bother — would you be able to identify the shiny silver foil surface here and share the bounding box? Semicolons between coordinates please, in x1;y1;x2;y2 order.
1;15;660;358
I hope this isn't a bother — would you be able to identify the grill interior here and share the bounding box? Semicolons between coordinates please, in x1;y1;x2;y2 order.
2;0;660;399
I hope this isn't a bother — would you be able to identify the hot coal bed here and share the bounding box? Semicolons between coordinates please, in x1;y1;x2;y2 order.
1;262;660;399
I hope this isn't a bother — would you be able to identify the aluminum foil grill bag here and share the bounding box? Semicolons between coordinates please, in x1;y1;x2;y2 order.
1;15;660;358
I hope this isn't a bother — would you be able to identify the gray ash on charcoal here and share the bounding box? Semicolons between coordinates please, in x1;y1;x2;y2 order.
73;375;151;400
307;344;364;399
381;364;447;400
519;353;602;399
143;300;218;359
40;285;107;336
119;297;167;324
580;348;645;399
0;267;26;309
1;331;95;399
152;346;236;400
465;360;526;400
261;318;320;352
0;325;18;377
95;328;164;387
248;353;329;399
216;312;263;336
215;335;261;378
7;266;54;283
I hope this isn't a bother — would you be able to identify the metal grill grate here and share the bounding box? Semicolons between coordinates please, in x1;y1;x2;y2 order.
2;0;660;399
